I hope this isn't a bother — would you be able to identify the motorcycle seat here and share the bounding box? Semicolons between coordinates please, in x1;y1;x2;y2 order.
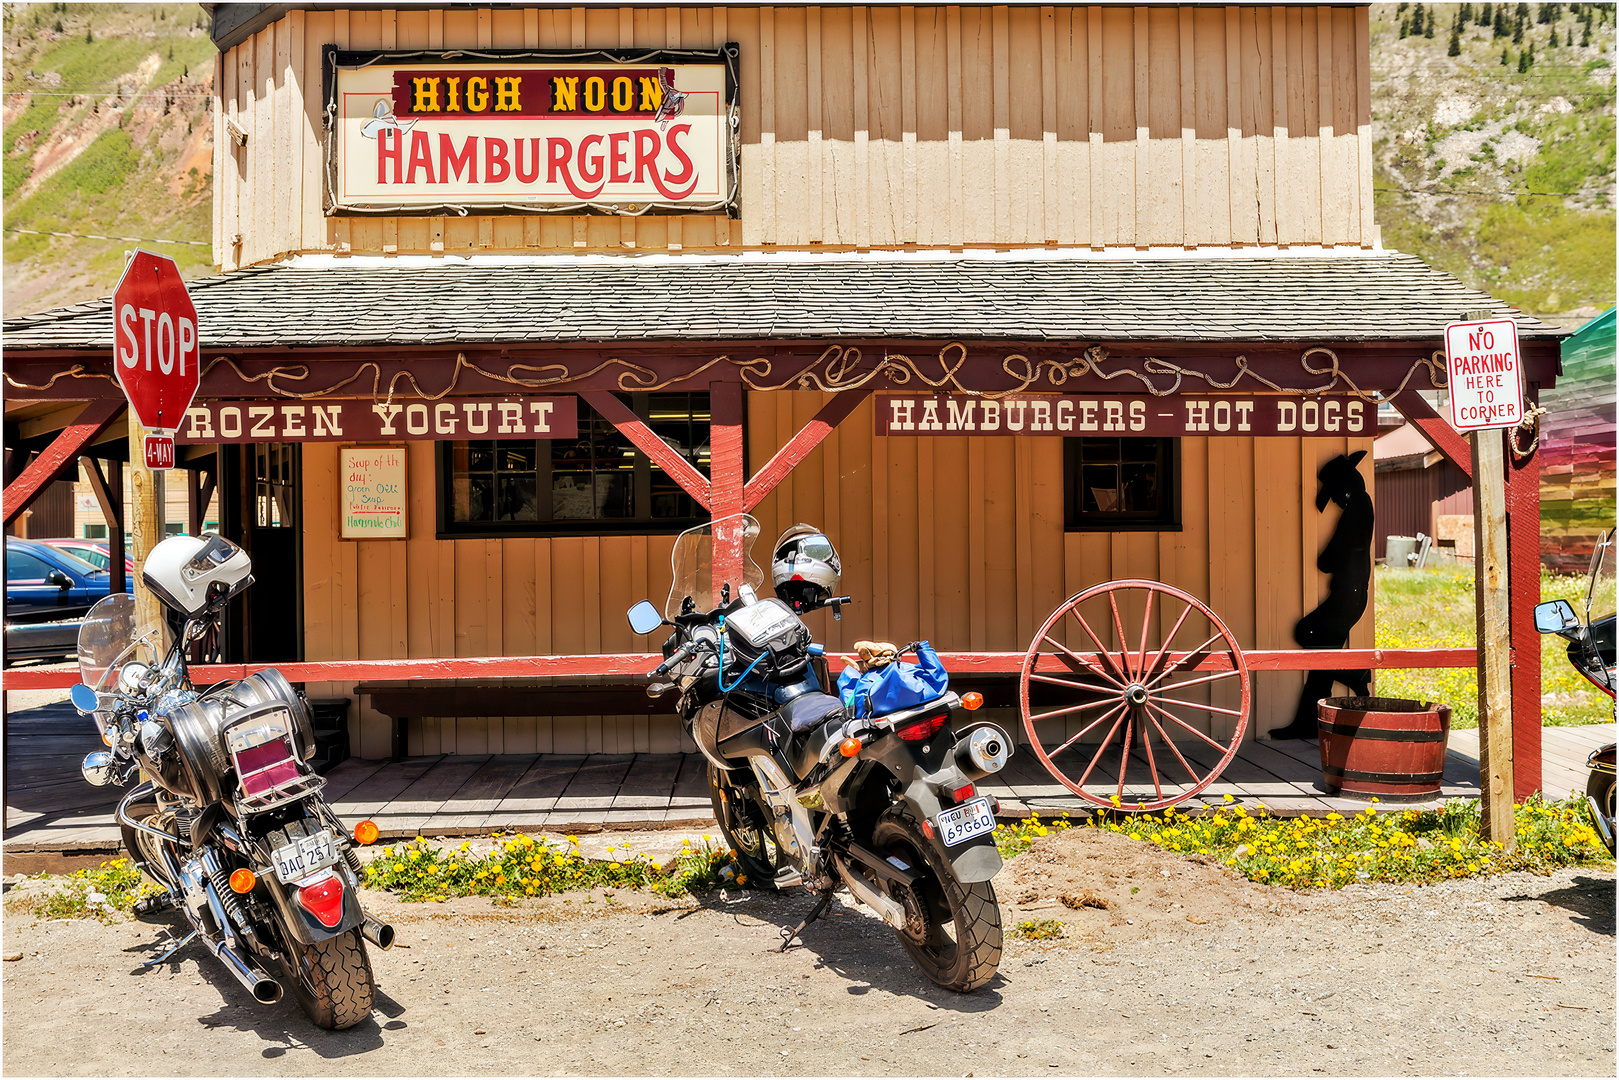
776;692;847;778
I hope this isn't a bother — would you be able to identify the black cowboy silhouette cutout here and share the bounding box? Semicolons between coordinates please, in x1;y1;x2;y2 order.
1271;451;1374;740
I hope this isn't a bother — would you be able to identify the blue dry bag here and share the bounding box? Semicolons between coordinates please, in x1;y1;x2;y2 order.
836;641;950;719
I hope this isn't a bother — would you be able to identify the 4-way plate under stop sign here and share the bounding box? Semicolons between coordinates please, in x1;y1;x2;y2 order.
143;434;176;469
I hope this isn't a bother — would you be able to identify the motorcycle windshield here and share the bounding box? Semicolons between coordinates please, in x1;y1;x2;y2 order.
1587;530;1615;623
77;593;160;693
665;513;766;620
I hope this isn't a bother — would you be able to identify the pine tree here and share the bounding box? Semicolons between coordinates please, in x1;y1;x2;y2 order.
52;17;61;32
1426;17;1436;38
1397;1;1409;12
1513;12;1524;42
1479;3;1494;28
1580;23;1591;47
1537;3;1552;23
1517;45;1531;70
1401;18;1411;38
1449;25;1463;54
1494;7;1510;36
1549;26;1559;46
84;25;92;43
1460;3;1473;26
1501;46;1511;64
1412;4;1426;35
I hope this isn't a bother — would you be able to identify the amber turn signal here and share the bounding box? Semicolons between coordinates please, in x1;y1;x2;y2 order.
839;737;862;758
961;691;984;711
353;820;380;846
228;868;257;894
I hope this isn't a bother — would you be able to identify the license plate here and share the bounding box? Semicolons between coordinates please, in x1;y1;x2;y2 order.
273;831;337;884
934;796;995;847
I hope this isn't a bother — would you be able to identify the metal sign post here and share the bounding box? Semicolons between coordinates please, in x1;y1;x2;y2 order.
1445;315;1526;851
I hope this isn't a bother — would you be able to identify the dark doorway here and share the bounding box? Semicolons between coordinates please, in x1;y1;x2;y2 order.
217;443;302;663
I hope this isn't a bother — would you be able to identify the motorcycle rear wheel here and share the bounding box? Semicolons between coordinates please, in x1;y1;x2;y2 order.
276;928;376;1030
871;807;1002;992
707;764;783;889
1588;770;1616;855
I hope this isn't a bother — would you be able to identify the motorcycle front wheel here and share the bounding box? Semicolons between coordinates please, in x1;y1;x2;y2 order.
1588;770;1616;855
120;803;178;893
275;928;376;1030
707;764;784;889
871;807;1002;993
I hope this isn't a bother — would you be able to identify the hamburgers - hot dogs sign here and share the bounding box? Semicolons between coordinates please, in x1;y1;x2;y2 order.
326;47;737;213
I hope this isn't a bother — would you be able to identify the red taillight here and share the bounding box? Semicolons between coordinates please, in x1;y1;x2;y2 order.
951;783;976;804
895;713;948;742
296;873;345;928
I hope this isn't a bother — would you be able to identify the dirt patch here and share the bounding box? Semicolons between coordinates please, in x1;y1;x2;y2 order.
2;830;1612;1076
1000;826;1313;946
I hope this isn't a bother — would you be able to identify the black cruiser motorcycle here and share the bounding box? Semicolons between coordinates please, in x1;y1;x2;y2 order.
627;515;1013;991
71;533;393;1029
1535;529;1616;854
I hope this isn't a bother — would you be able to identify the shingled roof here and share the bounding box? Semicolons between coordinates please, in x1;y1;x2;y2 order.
2;252;1562;351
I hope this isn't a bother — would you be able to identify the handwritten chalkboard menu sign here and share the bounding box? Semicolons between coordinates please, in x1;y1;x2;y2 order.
341;446;407;540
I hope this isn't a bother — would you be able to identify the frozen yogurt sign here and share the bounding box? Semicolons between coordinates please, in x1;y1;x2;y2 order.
1443;317;1524;431
326;48;736;212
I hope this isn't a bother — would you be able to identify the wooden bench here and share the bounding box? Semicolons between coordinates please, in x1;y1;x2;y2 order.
355;676;666;760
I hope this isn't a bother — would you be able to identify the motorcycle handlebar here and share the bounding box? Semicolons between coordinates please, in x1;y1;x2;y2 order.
651;641;699;678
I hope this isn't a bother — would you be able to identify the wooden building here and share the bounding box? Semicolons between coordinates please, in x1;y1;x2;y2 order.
3;4;1563;798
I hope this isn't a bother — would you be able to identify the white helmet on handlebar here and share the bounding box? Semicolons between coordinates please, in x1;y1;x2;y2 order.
770;524;841;613
141;533;254;619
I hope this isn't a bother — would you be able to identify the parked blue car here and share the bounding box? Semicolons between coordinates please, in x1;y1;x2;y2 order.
5;537;134;623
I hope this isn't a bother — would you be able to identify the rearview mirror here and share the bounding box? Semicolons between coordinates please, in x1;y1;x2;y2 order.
46;570;72;587
1533;599;1580;637
627;600;664;635
69;683;101;714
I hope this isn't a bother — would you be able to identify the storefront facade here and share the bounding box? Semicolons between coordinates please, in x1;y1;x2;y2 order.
4;5;1561;793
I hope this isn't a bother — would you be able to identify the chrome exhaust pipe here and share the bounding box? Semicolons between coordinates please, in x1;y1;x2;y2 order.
205;937;283;1004
955;723;1013;781
361;916;395;950
833;856;909;930
1587;795;1614;852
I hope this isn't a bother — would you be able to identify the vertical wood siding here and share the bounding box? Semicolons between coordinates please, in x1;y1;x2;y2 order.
303;394;1373;755
215;4;1373;268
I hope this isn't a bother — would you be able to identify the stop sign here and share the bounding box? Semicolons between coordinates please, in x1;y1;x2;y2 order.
112;250;200;433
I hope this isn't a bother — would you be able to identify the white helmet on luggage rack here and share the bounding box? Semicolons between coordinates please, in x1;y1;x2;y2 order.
770;524;841;613
141;533;254;619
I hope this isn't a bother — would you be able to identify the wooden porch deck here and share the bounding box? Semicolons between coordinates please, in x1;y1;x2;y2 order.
4;700;1611;854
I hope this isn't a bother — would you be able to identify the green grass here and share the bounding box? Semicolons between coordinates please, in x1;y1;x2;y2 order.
1374;566;1617;729
17;859;158;923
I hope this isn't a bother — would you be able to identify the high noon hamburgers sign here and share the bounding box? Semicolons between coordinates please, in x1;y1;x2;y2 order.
325;47;738;214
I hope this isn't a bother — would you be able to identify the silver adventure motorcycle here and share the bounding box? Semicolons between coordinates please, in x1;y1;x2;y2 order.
626;514;1012;991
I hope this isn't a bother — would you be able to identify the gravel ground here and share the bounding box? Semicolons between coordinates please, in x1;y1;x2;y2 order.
1;827;1612;1076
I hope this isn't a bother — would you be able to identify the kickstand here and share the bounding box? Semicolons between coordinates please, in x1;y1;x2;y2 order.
778;891;833;952
141;929;197;968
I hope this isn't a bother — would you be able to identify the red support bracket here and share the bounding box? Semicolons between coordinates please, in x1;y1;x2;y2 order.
580;390;712;510
2;398;125;526
743;389;873;511
1390;390;1473;480
83;456;126;595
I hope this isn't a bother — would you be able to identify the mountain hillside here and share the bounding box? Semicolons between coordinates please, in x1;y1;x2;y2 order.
2;3;1614;324
2;2;215;314
1371;2;1616;325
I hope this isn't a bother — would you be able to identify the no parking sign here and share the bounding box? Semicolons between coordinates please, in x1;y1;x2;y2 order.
1443;317;1524;432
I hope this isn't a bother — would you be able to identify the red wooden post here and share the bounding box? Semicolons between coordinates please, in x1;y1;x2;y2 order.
2;398;125;525
708;379;747;602
743;390;873;510
1506;408;1543;800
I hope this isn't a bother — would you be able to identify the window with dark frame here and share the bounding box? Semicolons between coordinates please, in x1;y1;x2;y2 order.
1064;437;1179;530
439;393;713;537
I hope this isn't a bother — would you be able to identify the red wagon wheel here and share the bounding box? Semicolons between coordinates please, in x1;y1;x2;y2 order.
1019;579;1251;812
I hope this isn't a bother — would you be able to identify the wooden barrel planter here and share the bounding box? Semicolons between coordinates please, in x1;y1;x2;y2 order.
1317;697;1451;803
